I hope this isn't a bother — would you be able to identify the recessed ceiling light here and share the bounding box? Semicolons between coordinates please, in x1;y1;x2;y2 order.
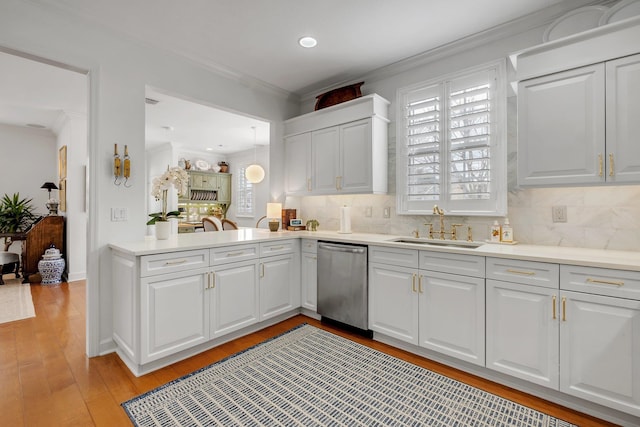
298;36;317;48
206;147;213;151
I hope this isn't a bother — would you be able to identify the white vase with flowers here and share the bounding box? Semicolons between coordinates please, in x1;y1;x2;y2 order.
147;166;189;240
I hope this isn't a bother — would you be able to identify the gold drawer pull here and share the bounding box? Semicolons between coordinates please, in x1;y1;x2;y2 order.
270;246;285;250
226;251;245;257
587;278;624;287
552;295;556;320
562;296;566;321
506;269;535;276
164;259;188;266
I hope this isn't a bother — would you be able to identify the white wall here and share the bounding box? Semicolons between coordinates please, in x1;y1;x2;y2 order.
0;0;298;356
0;123;57;257
56;113;88;281
292;8;640;251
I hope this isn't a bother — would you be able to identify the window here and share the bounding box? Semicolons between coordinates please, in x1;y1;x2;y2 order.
235;166;254;217
396;60;507;216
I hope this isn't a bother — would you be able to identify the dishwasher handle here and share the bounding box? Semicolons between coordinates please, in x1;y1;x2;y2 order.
318;243;366;254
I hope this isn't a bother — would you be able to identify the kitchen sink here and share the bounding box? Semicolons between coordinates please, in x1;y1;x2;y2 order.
388;237;485;249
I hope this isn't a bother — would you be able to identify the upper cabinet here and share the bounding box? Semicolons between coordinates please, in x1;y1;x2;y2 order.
516;17;640;187
284;94;389;196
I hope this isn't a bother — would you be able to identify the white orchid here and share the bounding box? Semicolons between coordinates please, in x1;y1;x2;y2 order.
147;166;189;224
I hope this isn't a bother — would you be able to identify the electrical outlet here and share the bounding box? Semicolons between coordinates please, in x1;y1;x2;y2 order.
552;205;567;223
111;207;128;222
365;206;372;217
383;207;391;218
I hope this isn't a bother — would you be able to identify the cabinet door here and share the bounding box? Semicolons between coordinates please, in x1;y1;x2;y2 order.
606;54;640;183
340;119;372;192
312;126;340;193
210;260;259;338
560;290;640;417
200;173;217;191
518;64;605;186
368;263;419;344
141;268;209;363
486;279;559;388
260;254;298;320
301;252;317;311
189;172;205;189
418;270;485;366
285;133;312;194
216;173;231;202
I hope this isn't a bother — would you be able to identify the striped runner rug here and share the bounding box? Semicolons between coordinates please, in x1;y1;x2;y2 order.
122;324;576;426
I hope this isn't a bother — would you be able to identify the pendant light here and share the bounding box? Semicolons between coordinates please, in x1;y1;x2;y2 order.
245;126;265;184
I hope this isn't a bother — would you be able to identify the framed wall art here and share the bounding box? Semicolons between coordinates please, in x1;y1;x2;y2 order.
59;145;67;180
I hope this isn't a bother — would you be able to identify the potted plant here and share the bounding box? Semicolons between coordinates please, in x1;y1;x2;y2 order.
0;193;38;251
147;167;189;239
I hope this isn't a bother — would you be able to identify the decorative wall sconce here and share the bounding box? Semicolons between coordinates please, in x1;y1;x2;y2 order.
114;143;132;187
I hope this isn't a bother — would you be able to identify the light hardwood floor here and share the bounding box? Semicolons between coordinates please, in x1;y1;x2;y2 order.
0;280;617;426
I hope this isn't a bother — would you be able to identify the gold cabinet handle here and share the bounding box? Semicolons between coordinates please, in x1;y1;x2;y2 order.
335;176;342;190
562;296;566;322
260;263;265;278
609;153;614;177
211;271;215;289
226;251;244;257
412;273;417;293
587;278;624;287
165;259;188;266
552;295;556;320
598;154;603;177
506;269;535;276
418;275;424;293
307;178;312;192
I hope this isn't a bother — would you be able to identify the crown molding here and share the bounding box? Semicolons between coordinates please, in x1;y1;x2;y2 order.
298;0;612;102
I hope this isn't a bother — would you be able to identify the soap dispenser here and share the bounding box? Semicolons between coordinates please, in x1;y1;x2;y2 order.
490;221;501;243
501;218;513;243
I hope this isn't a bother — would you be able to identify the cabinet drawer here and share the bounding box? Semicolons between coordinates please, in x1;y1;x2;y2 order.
419;251;484;278
369;246;418;269
561;265;640;300
141;250;209;277
210;244;259;265
486;257;559;289
260;240;297;257
301;239;317;254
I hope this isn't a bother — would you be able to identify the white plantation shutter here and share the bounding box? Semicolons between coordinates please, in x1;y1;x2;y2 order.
236;167;254;216
397;61;506;216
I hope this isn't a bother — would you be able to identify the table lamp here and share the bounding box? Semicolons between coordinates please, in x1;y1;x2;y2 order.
266;202;282;232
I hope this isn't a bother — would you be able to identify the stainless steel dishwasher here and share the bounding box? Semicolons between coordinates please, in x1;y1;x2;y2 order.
317;241;370;335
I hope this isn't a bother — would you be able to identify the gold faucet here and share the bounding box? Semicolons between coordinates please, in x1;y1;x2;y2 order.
433;205;445;239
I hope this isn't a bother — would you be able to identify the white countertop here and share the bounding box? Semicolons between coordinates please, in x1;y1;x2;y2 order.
109;229;640;272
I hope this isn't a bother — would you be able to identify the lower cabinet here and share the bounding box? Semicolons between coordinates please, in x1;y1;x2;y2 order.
368;246;484;366
300;239;317;312
486;279;559;388
209;259;259;338
560;290;640;416
260;254;298;320
141;267;210;363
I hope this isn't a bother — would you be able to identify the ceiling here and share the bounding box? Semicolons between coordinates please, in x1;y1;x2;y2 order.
2;0;592;153
30;0;577;96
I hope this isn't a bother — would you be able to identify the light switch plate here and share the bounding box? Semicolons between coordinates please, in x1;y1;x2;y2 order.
383;207;390;218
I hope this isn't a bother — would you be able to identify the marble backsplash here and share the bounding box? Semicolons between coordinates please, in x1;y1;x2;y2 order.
287;185;640;252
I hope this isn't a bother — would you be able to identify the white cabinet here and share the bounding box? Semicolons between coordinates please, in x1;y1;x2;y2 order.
369;262;419;343
369;246;485;366
605;54;640;183
518;64;605;186
284;94;389;196
300;239;317;312
284;132;311;194
486;258;561;388
486;279;559;388
559;265;640;417
518;49;640;186
259;241;300;321
209;259;259;338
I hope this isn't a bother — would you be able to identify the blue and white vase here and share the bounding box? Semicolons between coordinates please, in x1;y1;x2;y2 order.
38;246;65;285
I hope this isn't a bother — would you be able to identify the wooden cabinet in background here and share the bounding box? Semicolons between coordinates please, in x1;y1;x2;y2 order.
22;216;65;282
